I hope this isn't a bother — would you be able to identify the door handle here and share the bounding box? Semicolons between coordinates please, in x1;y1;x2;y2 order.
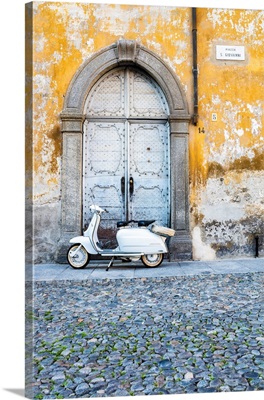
129;177;134;196
121;177;125;196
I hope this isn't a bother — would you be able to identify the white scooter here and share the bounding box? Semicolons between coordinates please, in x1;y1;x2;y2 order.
67;205;175;270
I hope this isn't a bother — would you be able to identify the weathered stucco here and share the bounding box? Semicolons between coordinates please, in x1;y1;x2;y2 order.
26;2;264;263
189;8;264;259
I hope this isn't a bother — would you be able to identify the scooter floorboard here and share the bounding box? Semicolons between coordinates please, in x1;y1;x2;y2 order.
100;251;143;257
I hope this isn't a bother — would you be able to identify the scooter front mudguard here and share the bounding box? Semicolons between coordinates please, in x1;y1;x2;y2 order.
69;236;97;255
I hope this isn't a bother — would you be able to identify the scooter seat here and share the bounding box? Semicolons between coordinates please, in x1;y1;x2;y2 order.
117;221;129;228
138;220;155;227
117;219;155;228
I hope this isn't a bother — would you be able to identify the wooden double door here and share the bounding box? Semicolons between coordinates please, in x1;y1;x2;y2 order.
83;67;170;243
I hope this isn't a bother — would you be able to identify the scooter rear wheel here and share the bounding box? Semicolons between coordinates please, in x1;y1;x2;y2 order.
67;244;90;269
141;253;164;267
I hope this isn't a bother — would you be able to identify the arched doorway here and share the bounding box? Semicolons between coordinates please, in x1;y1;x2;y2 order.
57;40;192;261
83;67;170;246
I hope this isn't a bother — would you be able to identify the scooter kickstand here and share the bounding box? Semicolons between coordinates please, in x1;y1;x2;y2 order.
106;257;115;271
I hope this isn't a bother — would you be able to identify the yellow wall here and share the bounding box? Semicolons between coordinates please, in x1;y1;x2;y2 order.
26;2;264;261
190;8;264;258
191;8;264;191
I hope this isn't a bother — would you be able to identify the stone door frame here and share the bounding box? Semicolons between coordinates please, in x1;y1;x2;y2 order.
57;40;192;262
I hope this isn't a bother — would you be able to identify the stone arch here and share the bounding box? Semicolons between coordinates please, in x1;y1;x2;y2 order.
62;39;189;118
58;40;192;262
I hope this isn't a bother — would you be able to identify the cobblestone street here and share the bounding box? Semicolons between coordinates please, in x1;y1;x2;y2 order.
27;261;264;398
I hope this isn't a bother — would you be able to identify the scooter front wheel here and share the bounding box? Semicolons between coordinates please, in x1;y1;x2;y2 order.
67;244;90;269
141;253;164;268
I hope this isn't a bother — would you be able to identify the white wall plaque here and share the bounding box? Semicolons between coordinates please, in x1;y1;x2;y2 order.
216;45;245;61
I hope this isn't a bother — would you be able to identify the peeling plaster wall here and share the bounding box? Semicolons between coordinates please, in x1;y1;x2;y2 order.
189;8;264;259
26;2;264;263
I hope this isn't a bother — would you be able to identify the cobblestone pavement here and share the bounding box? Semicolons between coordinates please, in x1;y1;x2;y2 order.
28;271;264;398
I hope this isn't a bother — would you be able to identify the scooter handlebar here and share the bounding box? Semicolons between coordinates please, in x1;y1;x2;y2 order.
90;204;108;214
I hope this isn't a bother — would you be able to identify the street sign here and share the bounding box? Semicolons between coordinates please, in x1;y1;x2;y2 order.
216;45;245;61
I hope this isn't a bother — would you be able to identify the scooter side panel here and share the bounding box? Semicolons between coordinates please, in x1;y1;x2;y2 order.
116;228;168;254
69;236;97;254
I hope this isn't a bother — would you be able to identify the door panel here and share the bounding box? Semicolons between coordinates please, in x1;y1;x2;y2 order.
129;71;168;118
131;186;166;223
129;123;169;226
83;122;126;243
86;70;125;117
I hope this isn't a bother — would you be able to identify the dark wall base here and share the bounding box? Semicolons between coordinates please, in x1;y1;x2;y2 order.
168;234;193;261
